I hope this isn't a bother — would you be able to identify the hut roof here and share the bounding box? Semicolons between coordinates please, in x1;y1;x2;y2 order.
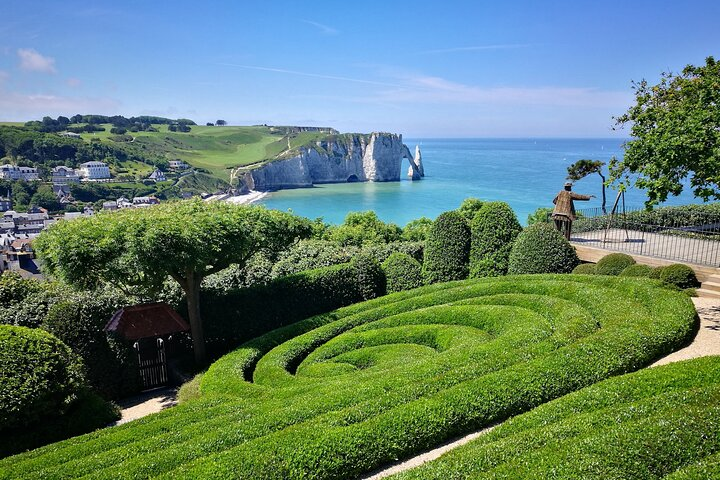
105;303;189;340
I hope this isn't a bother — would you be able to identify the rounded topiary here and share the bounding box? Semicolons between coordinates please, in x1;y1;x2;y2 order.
508;223;580;274
382;252;423;293
649;266;665;279
470;202;523;277
572;263;597;274
0;325;83;431
350;253;387;300
659;264;700;289
619;264;654;278
595;253;636;276
422;211;471;284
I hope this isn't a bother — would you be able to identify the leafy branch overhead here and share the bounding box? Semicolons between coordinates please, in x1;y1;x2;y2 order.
611;56;720;207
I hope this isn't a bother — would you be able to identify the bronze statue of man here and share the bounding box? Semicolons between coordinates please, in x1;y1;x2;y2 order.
552;182;594;240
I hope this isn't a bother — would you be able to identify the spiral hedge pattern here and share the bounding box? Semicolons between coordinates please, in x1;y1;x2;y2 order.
393;355;720;479
1;275;697;479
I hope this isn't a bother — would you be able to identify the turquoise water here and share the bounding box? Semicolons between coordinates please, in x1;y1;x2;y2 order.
259;138;695;226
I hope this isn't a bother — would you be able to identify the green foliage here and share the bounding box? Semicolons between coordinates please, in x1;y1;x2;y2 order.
178;374;204;404
0;326;117;458
199;257;386;355
361;241;424;265
456;197;484;223
572;263;597;274
595;253;636;276
619;264;655;278
382;253;423;293
323;211;402;247
422;211;471;284
659;264;700;289
567;159;607;211
508;223;579;274
401;217;433;242
650;266;665;279
527;206;552;225
1;275;695;477
392;357;720;479
469;201;523;277
270;240;357;278
611;56;720;206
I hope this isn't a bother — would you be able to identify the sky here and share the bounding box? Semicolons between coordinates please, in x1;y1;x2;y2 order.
1;0;719;137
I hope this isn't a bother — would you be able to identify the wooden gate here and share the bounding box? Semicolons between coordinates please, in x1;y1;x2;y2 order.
135;337;168;389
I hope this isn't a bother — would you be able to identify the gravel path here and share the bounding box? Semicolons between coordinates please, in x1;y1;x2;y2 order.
112;386;178;426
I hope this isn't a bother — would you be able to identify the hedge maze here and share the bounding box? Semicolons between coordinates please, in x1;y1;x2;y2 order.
0;275;698;478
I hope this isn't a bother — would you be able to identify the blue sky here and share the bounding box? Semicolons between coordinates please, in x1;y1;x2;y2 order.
1;0;718;137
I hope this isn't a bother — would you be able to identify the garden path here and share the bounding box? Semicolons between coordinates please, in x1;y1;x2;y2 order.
111;386;178;426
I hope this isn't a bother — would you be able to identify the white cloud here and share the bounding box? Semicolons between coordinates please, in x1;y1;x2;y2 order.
299;19;338;35
0;91;119;120
17;48;56;73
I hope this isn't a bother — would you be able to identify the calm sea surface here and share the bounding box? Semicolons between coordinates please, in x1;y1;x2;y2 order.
259;138;695;226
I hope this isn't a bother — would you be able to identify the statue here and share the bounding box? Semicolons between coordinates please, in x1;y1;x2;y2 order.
552;182;594;240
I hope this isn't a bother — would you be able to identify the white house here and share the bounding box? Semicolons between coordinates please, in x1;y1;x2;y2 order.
52;166;80;184
148;169;166;182
0;165;39;181
78;161;111;180
169;160;189;170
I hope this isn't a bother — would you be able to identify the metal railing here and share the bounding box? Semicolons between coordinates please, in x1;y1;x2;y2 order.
567;206;720;267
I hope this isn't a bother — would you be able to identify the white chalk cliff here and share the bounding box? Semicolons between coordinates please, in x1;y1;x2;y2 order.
243;133;422;191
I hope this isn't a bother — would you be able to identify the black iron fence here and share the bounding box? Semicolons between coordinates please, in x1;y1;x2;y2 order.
566;205;720;267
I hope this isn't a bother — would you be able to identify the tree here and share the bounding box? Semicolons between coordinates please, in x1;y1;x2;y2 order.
34;200;312;363
30;185;60;211
567;159;607;213
611;56;720;206
215;120;227;126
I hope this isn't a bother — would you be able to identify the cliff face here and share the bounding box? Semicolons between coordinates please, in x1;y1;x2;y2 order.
244;133;418;191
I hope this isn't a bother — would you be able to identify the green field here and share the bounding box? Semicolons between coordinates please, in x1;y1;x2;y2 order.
0;275;698;478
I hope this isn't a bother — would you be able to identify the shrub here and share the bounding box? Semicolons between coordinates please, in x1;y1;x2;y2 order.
572;263;597;274
470;201;523;277
401;217;433;242
457;198;484;223
2;275;696;478
619;264;655;278
595;253;636;276
270;240;357;279
660;264;700;289
0;325;118;457
508;223;579;274
199;257;387;355
382;253;423;293
527;207;553;225
422;211;471;284
650;266;665;279
361;241;424;264
323;211;402;246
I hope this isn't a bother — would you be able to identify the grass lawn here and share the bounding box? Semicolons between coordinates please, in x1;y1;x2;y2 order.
0;275;697;479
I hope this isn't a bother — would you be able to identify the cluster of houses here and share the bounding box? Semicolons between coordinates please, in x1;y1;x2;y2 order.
0;160;182;185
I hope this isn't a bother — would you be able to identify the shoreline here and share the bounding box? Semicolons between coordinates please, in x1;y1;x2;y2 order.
224;190;269;205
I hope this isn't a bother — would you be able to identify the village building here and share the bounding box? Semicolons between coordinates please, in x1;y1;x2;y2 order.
78;161;111;180
168;160;189;170
148;169;167;182
132;196;160;207
0;196;12;212
52;166;81;184
0;164;40;181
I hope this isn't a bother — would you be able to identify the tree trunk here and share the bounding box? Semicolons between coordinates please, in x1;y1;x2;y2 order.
183;272;206;364
599;172;607;214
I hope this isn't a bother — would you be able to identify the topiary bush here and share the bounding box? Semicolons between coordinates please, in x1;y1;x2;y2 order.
0;325;118;458
649;266;665;279
619;264;655;278
572;263;597;274
508;223;580;274
659;264;700;289
469;201;523;277
422;211;471;284
3;275;696;477
595;253;636;276
382;253;424;293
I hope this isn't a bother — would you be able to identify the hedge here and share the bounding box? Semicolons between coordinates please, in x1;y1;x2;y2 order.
572;263;597;274
508;223;579;274
2;275;696;478
595;252;636;276
382;253;423;293
393;356;720;479
619;264;654;278
0;326;118;458
660;264;700;289
199;254;386;355
469;201;522;277
422;211;470;284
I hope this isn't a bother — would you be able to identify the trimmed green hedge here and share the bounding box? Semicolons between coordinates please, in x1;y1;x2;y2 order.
392;356;720;479
200;255;387;355
469;201;522;277
508;223;579;274
382;253;423;293
0;326;118;458
2;275;696;478
620;264;654;278
572;263;597;274
422;211;470;284
595;252;636;275
660;264;700;289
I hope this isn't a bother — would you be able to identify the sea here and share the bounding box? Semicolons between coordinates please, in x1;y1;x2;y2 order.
258;138;696;226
